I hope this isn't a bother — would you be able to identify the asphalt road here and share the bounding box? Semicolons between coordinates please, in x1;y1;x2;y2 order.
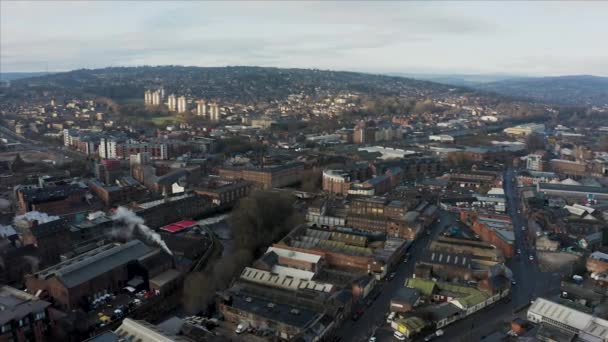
334;210;455;342
340;169;561;342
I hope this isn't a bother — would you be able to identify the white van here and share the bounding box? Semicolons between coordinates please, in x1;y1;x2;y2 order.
235;322;248;334
394;331;406;341
386;311;396;324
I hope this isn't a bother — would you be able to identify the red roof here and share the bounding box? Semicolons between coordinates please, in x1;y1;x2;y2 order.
160;220;197;233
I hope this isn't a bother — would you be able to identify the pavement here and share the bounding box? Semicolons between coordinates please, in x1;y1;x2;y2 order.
337;168;561;342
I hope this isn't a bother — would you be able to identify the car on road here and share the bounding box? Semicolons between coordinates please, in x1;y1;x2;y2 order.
517;249;521;255
387;311;396;324
522;226;526;231
394;331;406;341
369;337;377;342
511;280;517;285
529;255;535;262
388;272;396;281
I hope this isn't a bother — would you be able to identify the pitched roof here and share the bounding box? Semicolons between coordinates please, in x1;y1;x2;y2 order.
405;278;437;296
34;240;155;288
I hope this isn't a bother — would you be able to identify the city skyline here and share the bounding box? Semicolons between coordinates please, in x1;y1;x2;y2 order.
1;1;608;76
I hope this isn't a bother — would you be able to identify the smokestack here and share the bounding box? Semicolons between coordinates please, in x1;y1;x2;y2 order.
111;206;173;255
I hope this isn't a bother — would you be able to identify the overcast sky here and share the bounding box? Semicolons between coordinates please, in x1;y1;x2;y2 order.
2;1;607;76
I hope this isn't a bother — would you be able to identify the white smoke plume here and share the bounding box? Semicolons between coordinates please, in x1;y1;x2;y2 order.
111;206;173;255
198;213;229;226
14;211;60;225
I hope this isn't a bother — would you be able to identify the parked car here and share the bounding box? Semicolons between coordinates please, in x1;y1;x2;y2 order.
235;322;248;334
529;255;535;262
388;272;396;281
386;311;396;324
394;331;406;341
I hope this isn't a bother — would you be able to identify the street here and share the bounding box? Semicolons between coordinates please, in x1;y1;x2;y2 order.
334;210;454;342
336;168;560;342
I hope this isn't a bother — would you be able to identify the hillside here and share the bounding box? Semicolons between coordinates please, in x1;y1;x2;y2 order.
0;72;52;81
6;66;464;104
475;75;608;106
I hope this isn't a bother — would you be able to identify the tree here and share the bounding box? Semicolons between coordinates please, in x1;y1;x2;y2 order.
300;169;322;192
526;133;545;152
182;190;304;314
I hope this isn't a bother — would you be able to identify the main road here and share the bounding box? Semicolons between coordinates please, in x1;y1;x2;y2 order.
339;169;560;342
334;210;455;342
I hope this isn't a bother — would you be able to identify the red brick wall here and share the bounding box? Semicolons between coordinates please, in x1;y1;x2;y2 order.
587;258;608;273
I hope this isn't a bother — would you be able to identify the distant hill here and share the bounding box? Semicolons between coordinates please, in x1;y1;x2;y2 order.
6;66;465;103
0;72;52;81
391;73;520;87
475;75;608;106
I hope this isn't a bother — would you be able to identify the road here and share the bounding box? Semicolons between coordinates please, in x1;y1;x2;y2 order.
341;169;561;342
334;210;455;342
503;168;559;309
0;124;83;161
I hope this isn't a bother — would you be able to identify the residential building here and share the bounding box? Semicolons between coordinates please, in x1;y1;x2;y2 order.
177;96;187;113
195;100;207;117
167;95;177;111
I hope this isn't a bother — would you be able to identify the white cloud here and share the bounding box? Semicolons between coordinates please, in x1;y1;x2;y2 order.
1;1;607;75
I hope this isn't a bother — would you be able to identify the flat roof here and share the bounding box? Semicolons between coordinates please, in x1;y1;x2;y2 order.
266;246;322;264
229;292;320;329
160;220;197;233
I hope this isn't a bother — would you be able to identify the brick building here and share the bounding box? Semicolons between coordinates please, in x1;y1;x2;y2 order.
13;216;71;267
0;286;51;342
15;183;89;216
88;178;147;207
194;179;252;206
460;212;515;258
218;163;304;190
25;240;171;311
550;159;587;178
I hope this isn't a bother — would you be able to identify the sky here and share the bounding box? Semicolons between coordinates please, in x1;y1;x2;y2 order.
1;1;607;76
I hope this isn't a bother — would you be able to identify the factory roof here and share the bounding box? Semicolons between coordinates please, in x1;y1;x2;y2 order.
0;286;51;326
160;220;197;234
19;183;86;203
229;292;321;329
240;267;333;293
33;240;155;288
529;298;608;339
539;183;608;195
266;246;322;264
420;251;472;268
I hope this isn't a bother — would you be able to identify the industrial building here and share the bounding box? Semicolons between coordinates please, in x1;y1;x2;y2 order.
25;240;171;311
